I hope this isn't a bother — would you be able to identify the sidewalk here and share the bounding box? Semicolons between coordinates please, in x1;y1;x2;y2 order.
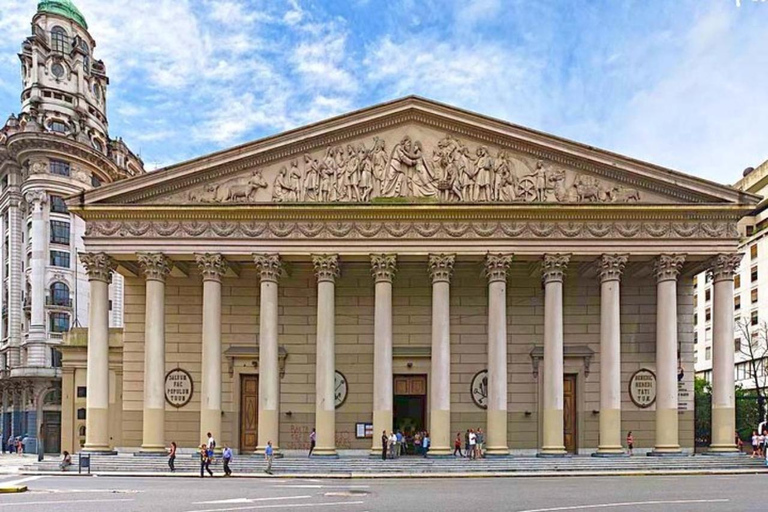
21;452;768;479
0;454;41;475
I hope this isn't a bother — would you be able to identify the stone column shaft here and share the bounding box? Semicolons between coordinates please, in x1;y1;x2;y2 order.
485;253;513;456
254;254;282;454
138;253;172;452
196;253;228;446
25;191;48;365
80;252;115;452
652;254;685;454
596;254;628;455
429;254;455;456
371;254;396;454
540;254;570;456
710;253;742;452
312;254;340;456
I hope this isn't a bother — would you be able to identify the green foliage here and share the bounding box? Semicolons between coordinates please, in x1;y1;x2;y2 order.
694;377;711;446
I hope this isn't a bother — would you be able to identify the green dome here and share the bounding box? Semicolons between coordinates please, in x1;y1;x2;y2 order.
37;0;88;30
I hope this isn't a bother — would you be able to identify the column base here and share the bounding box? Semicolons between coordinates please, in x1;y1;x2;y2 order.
81;447;117;455
485;446;510;457
134;450;168;456
537;451;570;458
592;450;628;458
426;447;452;457
702;446;743;456
647;448;686;457
310;448;338;458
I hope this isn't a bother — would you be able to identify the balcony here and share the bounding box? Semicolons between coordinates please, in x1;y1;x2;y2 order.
46;297;72;308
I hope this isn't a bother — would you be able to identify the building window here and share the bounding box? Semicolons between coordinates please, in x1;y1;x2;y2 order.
51;348;62;368
705;289;711;302
735;296;741;311
694;332;698;344
694;294;698;308
751;244;758;260
50;195;68;213
752;310;759;326
76;386;87;398
91;174;102;188
76;408;86;420
50;220;70;244
735;274;741;289
735;338;742;352
705;308;712;323
50;282;70;306
50;250;70;268
49;120;68;133
50;26;68;53
693;275;698;289
752;288;759;304
694;313;698;326
49;159;70;176
751;265;758;282
49;312;69;332
705;347;712;360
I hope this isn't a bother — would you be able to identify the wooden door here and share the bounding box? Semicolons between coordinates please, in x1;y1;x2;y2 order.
563;374;577;453
393;374;427;438
394;374;427;396
240;375;259;452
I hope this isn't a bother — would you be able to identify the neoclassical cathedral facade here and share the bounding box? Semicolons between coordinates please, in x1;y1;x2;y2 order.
63;91;756;456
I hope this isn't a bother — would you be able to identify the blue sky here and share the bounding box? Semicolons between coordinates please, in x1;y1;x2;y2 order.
0;0;766;183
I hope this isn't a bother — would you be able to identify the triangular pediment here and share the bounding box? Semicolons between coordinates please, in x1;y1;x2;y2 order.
79;97;758;207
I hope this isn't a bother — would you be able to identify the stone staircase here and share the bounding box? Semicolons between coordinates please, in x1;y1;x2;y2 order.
32;453;768;475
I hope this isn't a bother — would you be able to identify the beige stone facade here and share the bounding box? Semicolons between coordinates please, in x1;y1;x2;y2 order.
60;97;756;455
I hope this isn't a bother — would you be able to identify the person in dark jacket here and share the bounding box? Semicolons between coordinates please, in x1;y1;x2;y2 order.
381;431;388;461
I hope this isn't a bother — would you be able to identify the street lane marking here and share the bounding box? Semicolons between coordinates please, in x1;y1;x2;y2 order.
0;476;45;487
516;499;729;512
272;485;369;489
0;498;134;507
194;496;312;505
186;501;366;512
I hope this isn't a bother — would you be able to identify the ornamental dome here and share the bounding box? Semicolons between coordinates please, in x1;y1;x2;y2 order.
37;0;88;30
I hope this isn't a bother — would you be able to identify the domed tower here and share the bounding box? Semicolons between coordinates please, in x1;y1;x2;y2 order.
0;1;145;453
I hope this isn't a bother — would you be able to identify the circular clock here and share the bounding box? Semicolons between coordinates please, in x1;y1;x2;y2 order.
334;370;348;409
471;369;488;409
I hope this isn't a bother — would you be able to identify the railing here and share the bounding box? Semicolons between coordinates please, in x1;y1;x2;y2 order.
46;297;72;307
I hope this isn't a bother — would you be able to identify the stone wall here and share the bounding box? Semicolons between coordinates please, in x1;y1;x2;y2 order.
118;260;695;453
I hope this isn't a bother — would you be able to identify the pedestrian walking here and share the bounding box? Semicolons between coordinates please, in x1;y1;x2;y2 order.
476;428;484;458
414;432;422;456
206;432;216;460
464;429;470;458
389;432;397;459
199;444;213;477
168;441;177;472
381;430;388;461
308;428;316;457
453;432;463;457
16;437;22;455
423;432;430;458
468;429;477;460
222;445;233;476
395;431;403;458
626;431;634;456
758;430;765;459
264;440;274;474
751;430;759;458
735;431;743;452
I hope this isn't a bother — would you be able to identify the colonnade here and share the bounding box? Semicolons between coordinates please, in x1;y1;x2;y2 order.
78;251;741;456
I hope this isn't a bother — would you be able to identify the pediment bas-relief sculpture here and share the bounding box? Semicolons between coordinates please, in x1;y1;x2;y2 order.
168;129;650;205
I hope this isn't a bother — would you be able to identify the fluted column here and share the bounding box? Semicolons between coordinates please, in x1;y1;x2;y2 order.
428;253;455;456
254;254;282;455
651;254;685;455
137;252;173;453
485;253;513;456
709;253;742;453
196;253;228;446
24;190;48;364
312;254;340;456
370;254;397;455
80;252;116;452
595;254;628;456
540;253;570;457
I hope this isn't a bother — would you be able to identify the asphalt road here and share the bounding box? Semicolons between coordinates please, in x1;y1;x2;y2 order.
0;473;766;511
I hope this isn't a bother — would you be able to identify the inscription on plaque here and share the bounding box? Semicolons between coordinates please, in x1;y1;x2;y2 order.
629;369;657;408
165;368;193;408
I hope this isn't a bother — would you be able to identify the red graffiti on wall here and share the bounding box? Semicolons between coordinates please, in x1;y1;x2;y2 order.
287;425;352;450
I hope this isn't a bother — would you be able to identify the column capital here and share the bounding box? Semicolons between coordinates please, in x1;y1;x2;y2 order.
654;254;686;282
312;254;340;283
428;253;455;283
253;253;282;283
484;253;513;283
711;253;742;283
137;252;173;282
79;252;116;283
195;253;229;282
599;254;629;282
23;189;47;209
371;253;397;283
541;253;571;284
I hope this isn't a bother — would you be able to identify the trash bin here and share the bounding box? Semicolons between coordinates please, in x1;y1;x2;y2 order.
79;453;91;475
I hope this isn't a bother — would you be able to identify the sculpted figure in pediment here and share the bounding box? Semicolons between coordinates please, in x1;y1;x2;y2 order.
302;154;320;201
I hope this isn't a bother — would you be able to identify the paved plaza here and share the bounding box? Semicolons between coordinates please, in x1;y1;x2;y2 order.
1;473;768;512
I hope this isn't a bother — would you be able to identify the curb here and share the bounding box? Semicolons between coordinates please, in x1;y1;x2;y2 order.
18;468;768;479
0;485;28;493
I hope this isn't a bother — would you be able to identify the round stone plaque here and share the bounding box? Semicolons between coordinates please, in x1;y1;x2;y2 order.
471;369;488;409
629;368;656;408
165;368;194;408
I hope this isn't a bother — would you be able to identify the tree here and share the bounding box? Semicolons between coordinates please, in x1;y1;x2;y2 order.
694;377;711;447
735;318;768;422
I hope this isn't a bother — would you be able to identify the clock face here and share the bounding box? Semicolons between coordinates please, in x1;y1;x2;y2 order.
334;370;348;409
471;370;488;409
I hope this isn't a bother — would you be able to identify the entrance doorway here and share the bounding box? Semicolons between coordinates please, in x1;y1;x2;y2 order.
239;375;258;452
563;374;578;453
42;411;61;453
393;374;427;450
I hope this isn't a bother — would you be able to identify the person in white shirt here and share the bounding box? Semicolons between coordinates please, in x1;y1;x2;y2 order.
468;429;477;460
388;432;397;459
206;432;216;459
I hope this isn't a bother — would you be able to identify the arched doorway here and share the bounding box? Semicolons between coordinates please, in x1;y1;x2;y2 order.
36;387;62;454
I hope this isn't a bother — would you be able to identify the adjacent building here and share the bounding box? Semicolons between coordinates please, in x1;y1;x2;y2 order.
694;159;768;394
0;0;144;453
